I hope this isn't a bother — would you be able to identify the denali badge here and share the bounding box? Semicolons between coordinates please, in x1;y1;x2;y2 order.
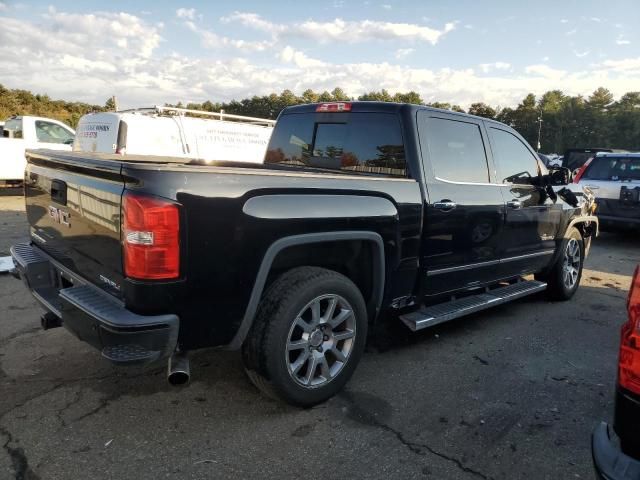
49;206;71;228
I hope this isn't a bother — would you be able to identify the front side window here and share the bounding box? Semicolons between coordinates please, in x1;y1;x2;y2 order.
489;128;540;184
424;117;490;183
35;121;74;144
265;113;406;177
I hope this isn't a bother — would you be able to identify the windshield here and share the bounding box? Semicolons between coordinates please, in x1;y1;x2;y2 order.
3;118;23;138
583;156;640;181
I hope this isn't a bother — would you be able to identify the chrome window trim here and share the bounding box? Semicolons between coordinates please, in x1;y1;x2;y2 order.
426;249;555;276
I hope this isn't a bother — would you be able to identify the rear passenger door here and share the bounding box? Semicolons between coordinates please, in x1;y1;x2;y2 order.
417;111;505;295
487;126;558;277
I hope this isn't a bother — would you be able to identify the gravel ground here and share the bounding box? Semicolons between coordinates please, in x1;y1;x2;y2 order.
0;191;638;480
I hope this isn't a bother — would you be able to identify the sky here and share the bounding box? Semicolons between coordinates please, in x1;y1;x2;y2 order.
0;0;639;109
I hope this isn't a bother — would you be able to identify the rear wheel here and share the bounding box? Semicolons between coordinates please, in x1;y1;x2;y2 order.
242;267;367;407
537;227;584;301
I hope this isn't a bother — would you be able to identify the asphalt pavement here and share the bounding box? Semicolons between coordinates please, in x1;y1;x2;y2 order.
1;191;638;480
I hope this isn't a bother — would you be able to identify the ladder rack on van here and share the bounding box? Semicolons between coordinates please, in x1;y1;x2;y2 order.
117;106;276;127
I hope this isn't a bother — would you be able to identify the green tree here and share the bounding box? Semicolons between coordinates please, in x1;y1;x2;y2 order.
393;91;423;104
468;102;497;119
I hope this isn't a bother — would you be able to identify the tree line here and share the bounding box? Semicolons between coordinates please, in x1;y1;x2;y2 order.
2;83;638;153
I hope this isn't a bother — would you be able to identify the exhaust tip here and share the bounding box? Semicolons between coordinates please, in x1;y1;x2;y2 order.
167;352;190;386
168;371;190;386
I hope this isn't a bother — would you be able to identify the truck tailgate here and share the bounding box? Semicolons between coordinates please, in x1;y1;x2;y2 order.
25;150;125;298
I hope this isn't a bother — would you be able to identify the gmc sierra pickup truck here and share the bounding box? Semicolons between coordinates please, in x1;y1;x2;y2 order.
11;102;598;406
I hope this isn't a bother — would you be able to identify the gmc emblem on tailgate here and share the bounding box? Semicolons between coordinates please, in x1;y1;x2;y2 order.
49;206;71;228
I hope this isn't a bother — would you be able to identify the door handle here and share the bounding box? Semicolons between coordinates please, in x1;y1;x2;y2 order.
433;200;457;211
585;185;600;190
507;200;522;210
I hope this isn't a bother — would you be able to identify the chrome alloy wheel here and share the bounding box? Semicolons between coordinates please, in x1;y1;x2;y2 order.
562;238;581;289
285;294;356;388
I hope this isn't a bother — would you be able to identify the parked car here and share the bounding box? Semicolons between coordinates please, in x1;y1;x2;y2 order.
10;101;598;406
0;116;75;181
592;266;640;479
575;153;640;231
74;106;274;164
563;148;628;175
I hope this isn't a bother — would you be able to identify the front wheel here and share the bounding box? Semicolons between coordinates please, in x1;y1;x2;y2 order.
242;267;367;407
537;227;584;301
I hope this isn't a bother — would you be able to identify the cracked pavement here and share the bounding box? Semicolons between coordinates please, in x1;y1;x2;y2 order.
1;192;638;479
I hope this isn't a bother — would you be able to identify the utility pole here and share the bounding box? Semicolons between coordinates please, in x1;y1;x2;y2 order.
536;114;543;152
111;96;118;112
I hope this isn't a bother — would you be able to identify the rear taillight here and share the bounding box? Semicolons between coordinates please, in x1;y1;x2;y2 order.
572;158;593;184
122;192;180;280
619;266;640;395
316;102;352;112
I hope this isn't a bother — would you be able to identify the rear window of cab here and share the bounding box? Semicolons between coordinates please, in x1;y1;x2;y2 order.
265;112;407;177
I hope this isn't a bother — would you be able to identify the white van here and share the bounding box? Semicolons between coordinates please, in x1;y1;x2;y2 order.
73;107;275;163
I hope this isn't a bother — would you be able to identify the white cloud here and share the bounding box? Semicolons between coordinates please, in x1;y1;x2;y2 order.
599;57;640;73
479;62;511;73
279;46;326;68
0;2;7;12
43;8;162;58
1;10;639;111
395;48;414;59
574;50;590;58
590;17;602;22
176;8;196;20
560;19;569;24
566;28;577;36
183;20;273;52
524;64;567;79
381;4;392;10
222;12;457;45
616;35;631;45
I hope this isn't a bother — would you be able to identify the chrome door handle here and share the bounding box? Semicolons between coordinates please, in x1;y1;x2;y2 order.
507;200;522;210
433;201;457;211
585;185;600;190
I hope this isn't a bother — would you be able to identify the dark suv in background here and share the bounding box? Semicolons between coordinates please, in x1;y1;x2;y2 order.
593;266;640;479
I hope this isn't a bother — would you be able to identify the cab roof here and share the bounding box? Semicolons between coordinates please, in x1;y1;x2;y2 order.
281;101;501;125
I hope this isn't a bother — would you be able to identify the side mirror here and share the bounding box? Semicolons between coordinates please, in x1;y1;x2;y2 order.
547;167;571;186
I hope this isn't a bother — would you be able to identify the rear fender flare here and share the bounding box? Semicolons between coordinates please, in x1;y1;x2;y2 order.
227;231;385;350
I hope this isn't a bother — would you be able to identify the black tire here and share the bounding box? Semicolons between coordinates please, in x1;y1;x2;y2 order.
536;227;584;301
242;267;368;407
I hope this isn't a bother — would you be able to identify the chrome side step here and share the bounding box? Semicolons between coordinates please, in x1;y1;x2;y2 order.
399;280;547;332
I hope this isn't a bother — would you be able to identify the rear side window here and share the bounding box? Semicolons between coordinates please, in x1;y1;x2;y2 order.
584;157;640;181
489;128;540;184
423;117;490;183
265;113;406;177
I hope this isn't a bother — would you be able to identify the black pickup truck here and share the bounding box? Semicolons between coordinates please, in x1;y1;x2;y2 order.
11;102;598;406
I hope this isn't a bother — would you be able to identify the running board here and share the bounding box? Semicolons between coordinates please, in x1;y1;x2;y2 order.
399;280;547;332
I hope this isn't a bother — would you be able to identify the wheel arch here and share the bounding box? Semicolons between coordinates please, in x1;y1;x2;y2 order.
227;231;385;350
566;215;599;240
